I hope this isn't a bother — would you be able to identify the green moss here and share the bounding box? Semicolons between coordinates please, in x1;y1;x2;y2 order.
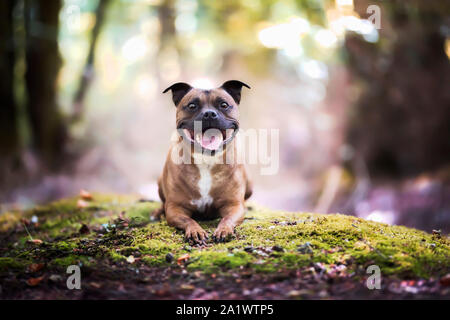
187;251;255;273
0;257;26;271
108;251;127;263
0;195;449;279
50;255;91;268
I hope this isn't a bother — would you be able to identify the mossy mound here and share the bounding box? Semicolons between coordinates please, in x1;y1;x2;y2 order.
0;194;449;299
1;193;449;277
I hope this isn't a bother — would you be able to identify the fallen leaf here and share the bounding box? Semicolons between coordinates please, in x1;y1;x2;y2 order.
27;263;44;273
26;276;44;286
287;290;303;297
79;189;93;201
126;255;135;264
177;253;190;265
49;274;62;282
180;284;195;290
27;239;43;245
89;282;102;289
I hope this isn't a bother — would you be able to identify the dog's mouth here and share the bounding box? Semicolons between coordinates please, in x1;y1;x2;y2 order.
178;124;238;152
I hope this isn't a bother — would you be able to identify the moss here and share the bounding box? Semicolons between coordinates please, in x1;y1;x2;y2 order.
107;251;126;263
50;255;91;268
187;251;255;273
0;194;449;279
0;257;26;272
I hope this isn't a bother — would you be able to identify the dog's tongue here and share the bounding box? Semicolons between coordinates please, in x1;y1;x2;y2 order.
196;129;223;150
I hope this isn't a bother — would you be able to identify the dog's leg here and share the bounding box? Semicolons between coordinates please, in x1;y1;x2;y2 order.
165;203;208;245
150;207;164;221
213;203;245;242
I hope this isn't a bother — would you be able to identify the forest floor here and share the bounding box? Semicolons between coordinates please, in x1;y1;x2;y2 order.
0;193;449;300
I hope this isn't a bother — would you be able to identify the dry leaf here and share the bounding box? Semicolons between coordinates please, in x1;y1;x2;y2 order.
49;274;62;282
89;282;102;289
27;239;43;245
177;253;190;265
80;189;93;201
180;284;195;290
26;276;44;286
27;263;45;273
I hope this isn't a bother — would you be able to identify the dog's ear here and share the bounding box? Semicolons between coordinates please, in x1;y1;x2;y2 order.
220;80;251;104
163;82;192;106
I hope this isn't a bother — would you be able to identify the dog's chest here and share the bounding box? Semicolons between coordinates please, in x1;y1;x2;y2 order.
191;163;214;212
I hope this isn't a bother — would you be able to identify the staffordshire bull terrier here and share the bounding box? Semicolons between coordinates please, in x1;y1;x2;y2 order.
153;80;252;244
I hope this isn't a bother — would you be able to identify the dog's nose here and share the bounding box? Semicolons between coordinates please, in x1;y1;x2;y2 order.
202;110;218;120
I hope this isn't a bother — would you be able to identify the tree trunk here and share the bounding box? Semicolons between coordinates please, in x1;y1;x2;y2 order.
24;0;66;166
345;0;450;177
158;0;176;45
0;0;18;157
72;0;110;121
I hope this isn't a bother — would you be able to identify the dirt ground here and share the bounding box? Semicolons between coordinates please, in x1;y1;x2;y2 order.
2;262;449;300
1;194;449;300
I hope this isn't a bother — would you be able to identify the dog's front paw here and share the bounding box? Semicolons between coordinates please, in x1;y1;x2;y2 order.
185;224;208;245
213;224;235;243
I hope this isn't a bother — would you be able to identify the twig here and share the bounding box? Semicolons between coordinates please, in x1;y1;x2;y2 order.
22;222;33;241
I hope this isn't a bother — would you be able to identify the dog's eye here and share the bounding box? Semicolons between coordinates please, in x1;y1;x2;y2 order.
187;103;197;110
220;102;229;109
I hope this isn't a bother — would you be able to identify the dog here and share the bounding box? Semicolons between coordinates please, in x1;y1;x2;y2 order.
152;80;252;244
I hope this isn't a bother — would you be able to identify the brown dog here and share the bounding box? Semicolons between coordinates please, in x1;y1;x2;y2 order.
152;80;252;244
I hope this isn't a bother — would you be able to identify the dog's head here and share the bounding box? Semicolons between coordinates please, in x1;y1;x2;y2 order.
163;80;250;152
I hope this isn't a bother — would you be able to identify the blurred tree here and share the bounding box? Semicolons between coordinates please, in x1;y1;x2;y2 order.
0;0;18;158
73;0;111;121
24;0;67;166
345;0;450;176
158;0;176;45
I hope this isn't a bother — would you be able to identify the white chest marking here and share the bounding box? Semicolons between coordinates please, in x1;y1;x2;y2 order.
191;164;213;212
